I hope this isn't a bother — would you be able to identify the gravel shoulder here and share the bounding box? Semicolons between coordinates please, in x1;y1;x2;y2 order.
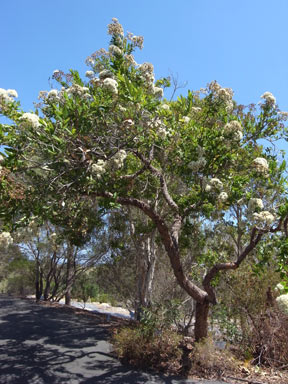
0;295;227;384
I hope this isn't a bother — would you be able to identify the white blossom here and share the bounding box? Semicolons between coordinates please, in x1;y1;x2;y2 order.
0;154;4;163
224;120;243;141
218;192;228;202
0;231;13;249
99;69;114;80
122;119;134;128
91;159;107;179
90;77;101;87
252;157;269;174
182;116;190;124
85;71;94;79
7;89;18;98
275;283;285;293
210;178;223;190
248;198;264;212
158;126;168;139
112;150;127;169
125;54;137;67
205;184;212;192
19;113;41;128
209;81;234;113
66;84;90;98
276;294;288;314
161;104;170;111
127;32;144;49
261;91;276;106
107;18;124;36
253;211;275;225
191;107;201;114
0;88;18;104
109;45;122;56
153;86;164;99
102;78;118;95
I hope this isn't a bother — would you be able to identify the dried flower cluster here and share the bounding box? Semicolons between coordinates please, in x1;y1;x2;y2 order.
107;18;124;37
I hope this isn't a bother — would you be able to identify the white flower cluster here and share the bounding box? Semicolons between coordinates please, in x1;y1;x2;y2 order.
253;211;275;225
147;117;168;138
138;62;163;98
278;111;288;121
19;112;41;128
102;78;118;95
261;91;276;107
248;198;264;212
275;283;285;293
207;178;223;190
91;159;107;179
188;147;206;172
252;157;269;174
127;32;144;49
85;70;94;79
0;88;18;104
99;70;114;80
109;44;122;56
139;62;155;88
0;231;13;249
161;104;170;111
218;192;228;202
210;81;234;113
66;84;90;98
0;154;4;163
191;107;202;114
124;54;137;67
224;120;243;141
107;18;124;36
182;116;190;124
122;119;134;128
276;294;288;314
112;150;127;169
205;178;228;202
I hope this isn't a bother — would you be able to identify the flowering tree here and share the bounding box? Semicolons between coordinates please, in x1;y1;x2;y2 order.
1;18;288;340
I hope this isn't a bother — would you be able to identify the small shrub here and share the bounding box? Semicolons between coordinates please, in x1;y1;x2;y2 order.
112;324;183;374
250;309;288;367
192;336;237;372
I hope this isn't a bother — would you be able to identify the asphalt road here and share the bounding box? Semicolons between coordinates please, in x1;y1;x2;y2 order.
0;295;227;384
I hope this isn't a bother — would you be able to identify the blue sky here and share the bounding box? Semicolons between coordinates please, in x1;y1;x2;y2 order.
1;0;288;115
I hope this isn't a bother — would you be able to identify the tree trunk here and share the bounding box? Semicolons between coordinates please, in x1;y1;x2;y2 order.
35;258;43;301
43;278;50;301
194;300;210;341
65;244;74;306
135;232;157;320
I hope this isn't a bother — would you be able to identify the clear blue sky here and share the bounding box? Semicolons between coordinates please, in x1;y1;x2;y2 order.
1;0;288;115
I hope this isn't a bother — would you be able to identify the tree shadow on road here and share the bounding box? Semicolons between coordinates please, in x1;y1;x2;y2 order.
0;297;193;384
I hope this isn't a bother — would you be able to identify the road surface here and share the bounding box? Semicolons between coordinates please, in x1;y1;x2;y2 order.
0;295;228;384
